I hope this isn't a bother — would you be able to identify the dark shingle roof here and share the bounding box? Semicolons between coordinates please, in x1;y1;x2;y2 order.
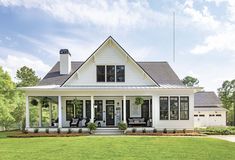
38;62;83;86
194;91;222;108
138;62;183;86
38;61;183;86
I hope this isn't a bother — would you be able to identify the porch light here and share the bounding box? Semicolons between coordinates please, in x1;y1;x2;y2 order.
94;105;98;109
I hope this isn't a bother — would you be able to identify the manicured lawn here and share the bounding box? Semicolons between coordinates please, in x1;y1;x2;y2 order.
0;135;235;160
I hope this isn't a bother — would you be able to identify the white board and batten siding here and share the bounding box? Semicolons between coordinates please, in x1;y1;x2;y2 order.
65;42;155;86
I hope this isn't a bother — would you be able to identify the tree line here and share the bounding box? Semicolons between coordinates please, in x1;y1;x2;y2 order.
0;66;40;131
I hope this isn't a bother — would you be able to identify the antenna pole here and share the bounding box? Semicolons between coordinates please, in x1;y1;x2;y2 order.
173;12;175;63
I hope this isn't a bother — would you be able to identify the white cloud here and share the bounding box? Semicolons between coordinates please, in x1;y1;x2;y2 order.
0;47;50;80
191;24;235;54
183;0;221;31
0;0;169;29
181;0;235;55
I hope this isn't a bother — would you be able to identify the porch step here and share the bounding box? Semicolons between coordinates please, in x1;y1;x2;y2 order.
94;128;123;135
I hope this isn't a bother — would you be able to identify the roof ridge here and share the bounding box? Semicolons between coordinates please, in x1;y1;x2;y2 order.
137;61;168;63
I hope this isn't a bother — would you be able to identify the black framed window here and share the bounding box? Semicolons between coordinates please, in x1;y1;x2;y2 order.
75;100;83;119
66;100;83;121
97;65;105;82
170;97;179;120
160;97;168;120
85;100;91;119
116;65;125;82
66;100;74;121
106;65;115;82
94;100;103;121
180;96;189;120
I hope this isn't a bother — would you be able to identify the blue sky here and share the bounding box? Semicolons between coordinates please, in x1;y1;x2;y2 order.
0;0;235;92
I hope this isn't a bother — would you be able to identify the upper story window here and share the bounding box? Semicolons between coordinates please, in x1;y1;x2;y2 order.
97;65;105;82
96;65;125;82
107;65;115;82
116;65;125;82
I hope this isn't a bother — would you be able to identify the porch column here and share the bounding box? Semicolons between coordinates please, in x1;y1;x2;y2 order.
123;95;127;123
58;96;62;128
152;95;158;127
83;100;86;118
25;96;30;128
38;105;42;127
90;96;94;123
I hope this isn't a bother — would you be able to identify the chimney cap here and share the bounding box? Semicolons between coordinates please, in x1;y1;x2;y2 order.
60;49;71;56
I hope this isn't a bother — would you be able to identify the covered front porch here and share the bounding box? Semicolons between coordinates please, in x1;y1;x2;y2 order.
26;95;154;129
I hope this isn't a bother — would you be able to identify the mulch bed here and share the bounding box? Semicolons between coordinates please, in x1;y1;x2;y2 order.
8;133;90;138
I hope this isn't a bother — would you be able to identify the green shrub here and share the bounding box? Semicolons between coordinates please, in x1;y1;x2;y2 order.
132;128;137;133
57;128;61;134
153;128;157;133
142;129;146;133
163;128;167;133
45;128;49;134
118;122;127;131
183;129;186;134
87;123;97;132
67;128;72;134
173;129;176;134
198;127;235;135
34;128;39;133
78;128;82;133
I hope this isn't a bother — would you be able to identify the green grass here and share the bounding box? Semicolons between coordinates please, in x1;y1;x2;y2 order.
0;135;235;160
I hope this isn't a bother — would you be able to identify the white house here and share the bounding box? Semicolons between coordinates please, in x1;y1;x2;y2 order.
21;36;203;132
194;91;227;128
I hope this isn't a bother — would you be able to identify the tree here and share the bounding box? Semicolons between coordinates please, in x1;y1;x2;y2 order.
182;76;199;86
16;66;40;87
15;66;41;130
0;67;16;130
218;80;235;126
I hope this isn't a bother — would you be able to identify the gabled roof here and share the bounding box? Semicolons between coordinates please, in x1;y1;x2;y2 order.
60;36;159;86
38;61;184;86
194;91;222;108
38;36;184;87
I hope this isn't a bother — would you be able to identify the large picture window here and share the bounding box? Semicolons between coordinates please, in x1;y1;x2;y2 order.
180;97;189;120
106;65;115;82
160;97;168;120
97;65;105;82
116;65;125;82
170;97;179;120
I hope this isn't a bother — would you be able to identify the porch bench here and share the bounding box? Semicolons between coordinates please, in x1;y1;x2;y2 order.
128;118;146;126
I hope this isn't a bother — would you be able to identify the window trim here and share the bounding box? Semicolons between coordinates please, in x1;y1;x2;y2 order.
106;65;115;82
180;96;189;120
116;65;125;82
170;96;179;120
160;96;169;120
96;65;106;82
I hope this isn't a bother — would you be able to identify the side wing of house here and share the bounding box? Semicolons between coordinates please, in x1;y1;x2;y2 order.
194;91;227;127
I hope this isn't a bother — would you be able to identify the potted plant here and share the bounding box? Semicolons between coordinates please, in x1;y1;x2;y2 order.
87;123;97;134
135;97;144;106
118;122;127;134
30;99;38;106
